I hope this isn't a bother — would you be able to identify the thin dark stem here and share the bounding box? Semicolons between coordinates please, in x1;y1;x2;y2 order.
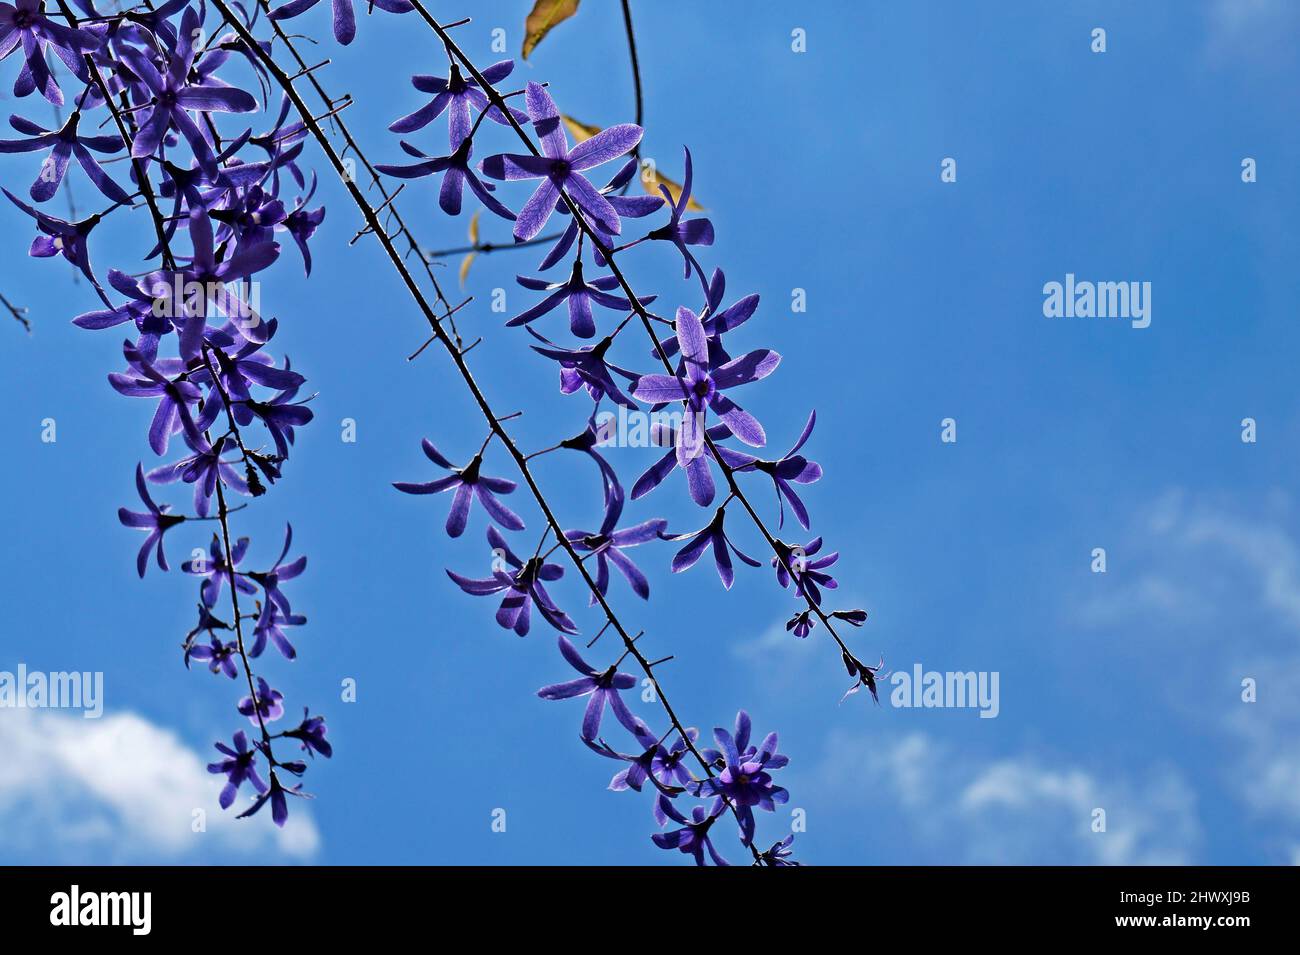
240;0;467;346
2;292;30;332
423;231;558;259
213;479;272;749
199;347;281;772
205;0;764;861
620;0;643;153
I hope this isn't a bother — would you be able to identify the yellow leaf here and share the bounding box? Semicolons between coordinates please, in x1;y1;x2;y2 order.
522;0;581;60
467;209;480;244
641;162;704;212
561;115;601;144
459;251;477;289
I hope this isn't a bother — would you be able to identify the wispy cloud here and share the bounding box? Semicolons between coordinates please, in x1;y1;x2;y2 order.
0;708;319;863
808;729;1200;864
1204;0;1299;65
1071;488;1300;856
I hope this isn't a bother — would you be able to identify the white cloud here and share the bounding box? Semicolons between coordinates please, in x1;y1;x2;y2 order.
1204;0;1298;63
810;729;1200;864
1071;489;1300;856
0;707;319;863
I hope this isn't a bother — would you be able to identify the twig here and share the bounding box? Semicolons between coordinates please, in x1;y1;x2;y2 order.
2;292;30;332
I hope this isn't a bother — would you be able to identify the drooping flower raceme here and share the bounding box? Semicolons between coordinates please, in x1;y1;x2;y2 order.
0;0;335;831
2;0;879;864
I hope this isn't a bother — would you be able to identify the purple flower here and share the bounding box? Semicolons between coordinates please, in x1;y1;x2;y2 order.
236;771;307;827
73;269;173;347
655;269;758;367
185;632;239;679
5;187;114;305
691;711;789;846
250;601;305;660
210;183;287;246
772;536;838;605
654;729;699;789
0;0;103;106
120;8;256;176
526;322;641;407
633;306;780;450
247;523;307;618
630;419;740;508
117;463;184;576
388;59;526;144
447;527;575;636
508;258;651;339
760;834;800;866
151;207;278;361
237;676;285;726
537;635;643;740
241;378;313;466
376;137;514;220
146;432;248;518
280;178;326;275
107;340;208;455
536;157;664;271
583;721;684;797
634;147;713;285
393;438;524;538
205;340;307;428
283;707;332;758
248;95;309;189
480;82;642;242
734;411;822;530
786;609;814;639
565;517;667;601
207;730;267;810
840;650;885;704
270;0;412;47
555;419;625;516
183;533;257;609
668;506;761;589
0;110;129;204
651;795;729;866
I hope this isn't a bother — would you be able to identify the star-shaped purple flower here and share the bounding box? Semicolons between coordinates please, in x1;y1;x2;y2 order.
387;59;526;145
537;634;644;740
447;527;575;637
207;730;267;810
118;463;184;577
668;506;761;590
632;306;780;502
508;258;650;339
480;82;642;242
690;710;789;846
393;438;524;538
651;794;729;867
0;110;129;204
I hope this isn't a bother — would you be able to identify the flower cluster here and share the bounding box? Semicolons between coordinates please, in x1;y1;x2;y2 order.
2;1;331;827
380;44;879;860
5;0;879;863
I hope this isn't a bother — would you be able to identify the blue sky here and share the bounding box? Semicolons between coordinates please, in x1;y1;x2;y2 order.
2;0;1299;865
